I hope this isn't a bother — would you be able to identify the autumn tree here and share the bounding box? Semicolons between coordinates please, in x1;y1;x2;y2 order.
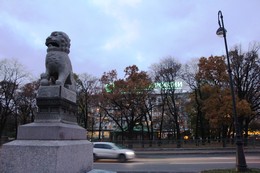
196;56;235;146
75;73;100;130
14;81;39;137
99;69;123;139
229;43;260;142
150;57;182;148
0;59;30;139
182;59;208;145
100;65;153;144
196;54;255;147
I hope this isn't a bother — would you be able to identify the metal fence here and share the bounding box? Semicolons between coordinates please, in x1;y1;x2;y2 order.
1;137;259;149
93;138;260;149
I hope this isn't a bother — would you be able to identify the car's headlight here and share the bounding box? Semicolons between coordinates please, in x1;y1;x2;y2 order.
126;151;135;155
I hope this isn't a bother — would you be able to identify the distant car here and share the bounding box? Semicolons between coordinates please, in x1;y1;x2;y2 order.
93;142;135;162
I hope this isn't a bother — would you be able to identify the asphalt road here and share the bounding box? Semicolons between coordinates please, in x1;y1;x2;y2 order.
93;153;260;173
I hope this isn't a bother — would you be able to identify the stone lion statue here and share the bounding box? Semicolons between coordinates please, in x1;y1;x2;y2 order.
40;31;76;91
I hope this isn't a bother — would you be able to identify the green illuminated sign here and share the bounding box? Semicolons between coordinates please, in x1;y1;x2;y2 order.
154;81;183;90
105;81;183;93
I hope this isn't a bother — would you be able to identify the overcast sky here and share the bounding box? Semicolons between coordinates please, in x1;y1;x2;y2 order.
1;0;259;79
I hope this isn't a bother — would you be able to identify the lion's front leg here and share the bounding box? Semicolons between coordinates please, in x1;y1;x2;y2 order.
55;70;69;87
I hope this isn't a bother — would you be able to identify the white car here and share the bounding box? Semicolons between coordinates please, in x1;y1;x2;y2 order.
93;142;135;162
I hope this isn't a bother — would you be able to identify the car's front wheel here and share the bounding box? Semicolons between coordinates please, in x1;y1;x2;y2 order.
118;154;126;162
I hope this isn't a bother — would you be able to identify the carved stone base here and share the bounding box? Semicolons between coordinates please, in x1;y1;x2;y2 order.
36;85;77;124
0;140;93;173
17;122;86;140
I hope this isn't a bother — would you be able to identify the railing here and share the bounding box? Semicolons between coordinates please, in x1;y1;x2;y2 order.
92;138;260;149
1;137;259;149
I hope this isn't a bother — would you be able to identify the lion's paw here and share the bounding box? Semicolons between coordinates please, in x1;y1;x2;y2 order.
40;79;49;86
55;80;62;85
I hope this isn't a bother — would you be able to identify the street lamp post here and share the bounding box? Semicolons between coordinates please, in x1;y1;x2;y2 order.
216;10;247;172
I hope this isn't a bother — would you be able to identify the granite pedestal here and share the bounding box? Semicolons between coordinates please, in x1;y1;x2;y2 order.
0;140;92;173
0;86;93;173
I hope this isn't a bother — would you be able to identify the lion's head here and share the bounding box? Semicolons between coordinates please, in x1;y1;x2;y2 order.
45;31;71;53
